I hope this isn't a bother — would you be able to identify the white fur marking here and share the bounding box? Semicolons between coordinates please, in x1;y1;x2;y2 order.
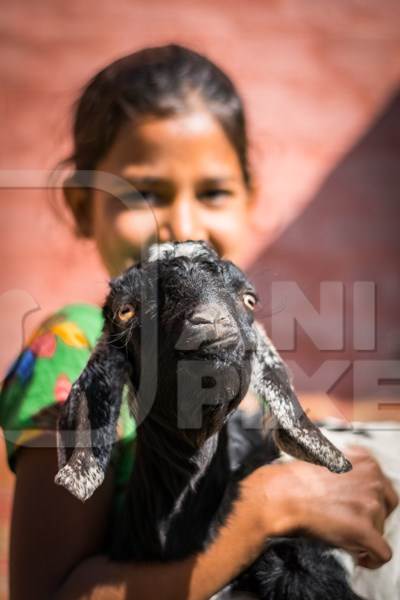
54;451;104;502
147;242;211;263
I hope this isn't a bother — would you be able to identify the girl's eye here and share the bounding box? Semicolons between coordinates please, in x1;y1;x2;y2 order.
120;190;167;207
118;304;136;321
197;189;233;204
243;293;257;311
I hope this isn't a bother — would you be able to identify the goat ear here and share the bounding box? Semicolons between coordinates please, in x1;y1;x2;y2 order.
54;334;129;501
250;322;351;473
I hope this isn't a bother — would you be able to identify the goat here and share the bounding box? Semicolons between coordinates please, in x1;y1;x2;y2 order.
55;240;372;600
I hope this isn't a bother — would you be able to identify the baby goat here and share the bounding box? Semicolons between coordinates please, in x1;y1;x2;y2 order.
55;240;364;600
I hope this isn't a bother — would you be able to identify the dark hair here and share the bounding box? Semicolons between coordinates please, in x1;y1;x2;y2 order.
66;44;251;186
60;44;253;237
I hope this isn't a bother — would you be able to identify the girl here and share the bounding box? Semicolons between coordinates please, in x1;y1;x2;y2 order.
0;44;397;600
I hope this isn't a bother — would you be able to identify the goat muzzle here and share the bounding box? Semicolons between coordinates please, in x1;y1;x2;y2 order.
175;303;240;352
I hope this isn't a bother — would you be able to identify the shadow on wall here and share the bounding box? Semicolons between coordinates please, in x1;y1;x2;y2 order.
249;89;400;401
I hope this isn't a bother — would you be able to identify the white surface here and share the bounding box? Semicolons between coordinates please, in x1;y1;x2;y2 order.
319;421;400;600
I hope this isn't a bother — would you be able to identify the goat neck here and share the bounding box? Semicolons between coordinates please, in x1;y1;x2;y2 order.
111;416;233;561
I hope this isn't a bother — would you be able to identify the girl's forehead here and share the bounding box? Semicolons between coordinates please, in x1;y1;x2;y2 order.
99;111;244;179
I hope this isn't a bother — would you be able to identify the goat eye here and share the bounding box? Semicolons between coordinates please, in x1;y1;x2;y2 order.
243;293;257;310
118;304;135;321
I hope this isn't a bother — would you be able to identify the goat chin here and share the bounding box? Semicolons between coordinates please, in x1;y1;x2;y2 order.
276;419;400;600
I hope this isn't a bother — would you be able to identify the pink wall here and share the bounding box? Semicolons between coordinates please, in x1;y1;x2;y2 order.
1;1;400;597
249;92;400;401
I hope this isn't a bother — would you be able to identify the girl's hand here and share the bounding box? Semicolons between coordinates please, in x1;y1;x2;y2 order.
239;446;398;569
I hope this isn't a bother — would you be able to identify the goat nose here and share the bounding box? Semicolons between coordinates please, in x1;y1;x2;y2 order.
190;304;230;326
175;304;239;351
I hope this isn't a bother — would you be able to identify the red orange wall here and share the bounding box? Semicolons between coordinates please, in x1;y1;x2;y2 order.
1;1;400;598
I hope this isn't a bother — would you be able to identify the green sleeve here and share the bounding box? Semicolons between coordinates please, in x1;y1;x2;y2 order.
0;303;136;479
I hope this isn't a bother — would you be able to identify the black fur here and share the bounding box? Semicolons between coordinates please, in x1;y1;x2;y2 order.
236;537;362;600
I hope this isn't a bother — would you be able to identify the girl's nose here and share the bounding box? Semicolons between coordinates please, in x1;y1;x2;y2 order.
159;195;208;243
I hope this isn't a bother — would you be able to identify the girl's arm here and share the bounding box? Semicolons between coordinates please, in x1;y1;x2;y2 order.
9;437;115;600
10;440;397;600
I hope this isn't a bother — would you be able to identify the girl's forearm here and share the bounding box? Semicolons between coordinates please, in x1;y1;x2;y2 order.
55;492;273;600
53;454;396;600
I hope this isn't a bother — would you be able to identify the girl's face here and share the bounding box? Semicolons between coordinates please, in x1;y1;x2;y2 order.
88;111;253;276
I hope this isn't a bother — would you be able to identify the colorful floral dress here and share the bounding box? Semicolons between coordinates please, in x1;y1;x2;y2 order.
0;303;136;502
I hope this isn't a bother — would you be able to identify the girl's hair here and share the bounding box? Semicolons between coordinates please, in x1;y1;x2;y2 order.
62;44;251;234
